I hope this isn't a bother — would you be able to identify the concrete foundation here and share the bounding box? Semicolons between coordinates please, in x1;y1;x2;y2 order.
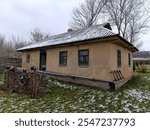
39;71;132;90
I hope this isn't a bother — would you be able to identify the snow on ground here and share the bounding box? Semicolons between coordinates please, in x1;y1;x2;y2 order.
125;89;150;101
143;77;150;81
48;79;76;90
47;79;150;113
0;74;149;113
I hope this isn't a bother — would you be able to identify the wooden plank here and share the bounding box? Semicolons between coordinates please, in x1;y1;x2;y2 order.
119;70;124;79
112;71;117;81
114;70;120;81
116;70;122;80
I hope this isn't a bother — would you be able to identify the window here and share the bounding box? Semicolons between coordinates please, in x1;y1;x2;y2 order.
26;53;30;64
78;49;89;66
128;53;131;67
59;51;67;66
117;50;121;67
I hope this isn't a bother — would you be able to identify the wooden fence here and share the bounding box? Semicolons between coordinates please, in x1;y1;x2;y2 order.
0;57;22;72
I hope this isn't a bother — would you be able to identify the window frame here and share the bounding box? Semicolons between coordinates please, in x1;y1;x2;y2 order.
59;51;68;67
78;49;89;67
26;53;30;64
117;50;121;67
128;53;131;67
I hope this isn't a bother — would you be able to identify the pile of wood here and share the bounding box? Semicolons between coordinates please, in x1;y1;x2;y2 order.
3;67;48;98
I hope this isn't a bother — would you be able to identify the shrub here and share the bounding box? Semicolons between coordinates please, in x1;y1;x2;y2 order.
141;65;148;73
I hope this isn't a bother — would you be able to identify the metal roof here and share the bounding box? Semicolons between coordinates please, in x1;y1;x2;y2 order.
17;23;137;51
17;24;117;51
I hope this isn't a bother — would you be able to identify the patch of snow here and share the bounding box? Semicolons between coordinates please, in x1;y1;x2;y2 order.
48;80;77;90
143;77;150;81
0;81;4;85
123;107;132;113
121;100;128;105
126;89;150;101
90;95;96;103
98;104;105;109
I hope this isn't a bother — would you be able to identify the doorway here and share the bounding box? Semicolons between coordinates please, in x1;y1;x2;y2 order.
39;49;47;71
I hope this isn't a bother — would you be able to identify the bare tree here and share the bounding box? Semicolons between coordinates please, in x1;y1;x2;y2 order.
30;28;51;42
0;35;14;58
11;35;27;49
0;35;27;58
3;41;15;58
105;0;149;47
70;0;149;48
10;35;27;58
70;0;107;30
30;28;44;42
0;35;5;46
0;34;6;57
144;0;150;14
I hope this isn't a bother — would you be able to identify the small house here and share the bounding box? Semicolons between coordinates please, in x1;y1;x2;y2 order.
18;23;138;90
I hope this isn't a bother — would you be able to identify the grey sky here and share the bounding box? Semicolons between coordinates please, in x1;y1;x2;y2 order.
0;0;149;51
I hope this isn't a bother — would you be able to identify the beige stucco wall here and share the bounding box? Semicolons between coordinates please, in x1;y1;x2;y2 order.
46;41;112;81
110;43;133;79
21;40;134;81
22;50;40;70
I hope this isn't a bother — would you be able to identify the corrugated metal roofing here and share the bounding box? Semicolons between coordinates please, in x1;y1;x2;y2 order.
17;24;117;51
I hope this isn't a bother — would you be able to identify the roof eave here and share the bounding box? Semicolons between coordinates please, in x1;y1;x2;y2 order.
17;35;138;52
116;35;139;52
17;35;117;52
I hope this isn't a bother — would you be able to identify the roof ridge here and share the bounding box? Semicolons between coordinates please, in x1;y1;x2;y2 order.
18;24;134;51
34;23;113;43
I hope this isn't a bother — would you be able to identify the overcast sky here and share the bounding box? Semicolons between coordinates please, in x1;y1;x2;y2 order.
0;0;149;51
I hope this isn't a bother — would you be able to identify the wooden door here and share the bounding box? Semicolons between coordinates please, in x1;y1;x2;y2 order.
40;49;46;71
